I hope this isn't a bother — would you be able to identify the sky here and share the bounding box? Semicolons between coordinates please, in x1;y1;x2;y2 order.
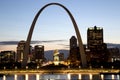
0;0;120;51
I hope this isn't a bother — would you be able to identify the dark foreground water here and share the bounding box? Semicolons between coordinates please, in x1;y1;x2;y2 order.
0;73;119;80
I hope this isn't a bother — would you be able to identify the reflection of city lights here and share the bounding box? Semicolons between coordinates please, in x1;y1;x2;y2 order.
25;74;28;80
89;74;92;80
36;74;39;80
112;74;114;80
67;74;71;79
117;75;119;80
14;74;17;80
3;75;6;80
101;74;104;80
78;74;81;80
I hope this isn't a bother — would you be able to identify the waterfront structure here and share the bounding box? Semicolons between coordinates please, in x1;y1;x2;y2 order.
34;45;44;63
87;26;108;65
0;51;15;63
22;3;87;68
17;40;26;62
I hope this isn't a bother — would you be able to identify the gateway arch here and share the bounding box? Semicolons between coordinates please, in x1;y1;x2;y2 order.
22;3;87;68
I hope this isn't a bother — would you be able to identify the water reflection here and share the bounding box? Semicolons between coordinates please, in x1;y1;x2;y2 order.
39;74;68;79
0;73;119;80
36;74;39;80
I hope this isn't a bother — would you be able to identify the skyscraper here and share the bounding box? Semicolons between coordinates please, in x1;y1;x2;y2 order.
68;36;81;66
34;45;44;63
70;36;77;49
87;26;103;50
87;26;108;64
17;40;26;62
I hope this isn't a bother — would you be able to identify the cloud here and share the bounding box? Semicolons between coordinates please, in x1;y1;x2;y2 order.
0;41;18;45
0;40;66;45
57;44;69;49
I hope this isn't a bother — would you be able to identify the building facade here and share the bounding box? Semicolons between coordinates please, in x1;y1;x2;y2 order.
87;26;108;65
17;40;26;62
87;26;103;50
0;51;16;63
68;36;81;66
34;45;44;63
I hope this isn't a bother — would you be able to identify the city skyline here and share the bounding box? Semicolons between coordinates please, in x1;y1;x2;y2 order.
0;0;120;51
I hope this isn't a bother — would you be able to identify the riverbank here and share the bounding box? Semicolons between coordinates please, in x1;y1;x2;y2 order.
0;69;120;75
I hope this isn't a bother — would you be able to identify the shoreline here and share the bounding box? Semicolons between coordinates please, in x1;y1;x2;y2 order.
0;69;120;75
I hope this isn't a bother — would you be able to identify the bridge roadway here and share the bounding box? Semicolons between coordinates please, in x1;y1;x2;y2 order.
0;69;120;75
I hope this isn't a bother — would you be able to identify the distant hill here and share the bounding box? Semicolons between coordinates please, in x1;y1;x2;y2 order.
44;49;69;61
107;43;120;48
44;43;120;60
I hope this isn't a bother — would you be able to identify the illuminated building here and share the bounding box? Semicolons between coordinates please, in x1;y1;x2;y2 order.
53;49;60;65
0;51;15;63
87;26;108;64
87;26;103;50
53;49;59;61
17;40;32;63
68;36;81;66
17;40;26;62
34;45;44;63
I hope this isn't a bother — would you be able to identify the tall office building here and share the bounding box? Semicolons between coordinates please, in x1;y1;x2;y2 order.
34;45;44;63
17;40;26;62
68;36;81;66
70;36;77;49
87;26;103;50
87;26;108;63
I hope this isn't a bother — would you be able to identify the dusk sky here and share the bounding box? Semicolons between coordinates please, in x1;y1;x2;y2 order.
0;0;120;51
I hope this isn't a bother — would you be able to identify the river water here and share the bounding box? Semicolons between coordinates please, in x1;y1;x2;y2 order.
0;73;119;80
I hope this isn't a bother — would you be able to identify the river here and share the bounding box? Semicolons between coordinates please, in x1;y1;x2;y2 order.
0;73;119;80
